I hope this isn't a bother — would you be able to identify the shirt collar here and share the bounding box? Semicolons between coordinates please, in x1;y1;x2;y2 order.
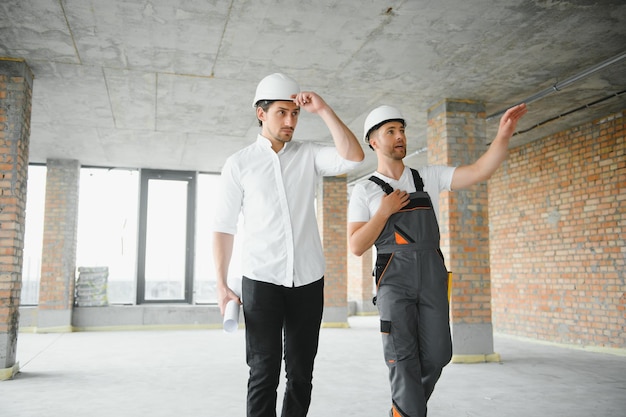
256;134;291;154
256;134;272;148
374;166;409;183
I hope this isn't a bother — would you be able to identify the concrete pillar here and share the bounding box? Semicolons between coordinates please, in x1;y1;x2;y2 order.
317;175;349;327
347;248;376;315
37;159;80;332
427;99;499;363
0;58;33;380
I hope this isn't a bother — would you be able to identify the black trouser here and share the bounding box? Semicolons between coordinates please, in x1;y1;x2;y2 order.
242;276;324;417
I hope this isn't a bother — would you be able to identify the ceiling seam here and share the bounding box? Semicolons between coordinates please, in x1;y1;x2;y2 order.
59;0;82;65
101;68;117;129
154;72;159;132
210;0;236;78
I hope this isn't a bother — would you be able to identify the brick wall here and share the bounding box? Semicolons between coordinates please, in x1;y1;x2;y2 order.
427;99;498;356
347;248;375;314
39;159;80;311
316;175;353;325
0;58;32;372
318;175;348;310
489;110;625;348
428;100;494;325
347;249;372;303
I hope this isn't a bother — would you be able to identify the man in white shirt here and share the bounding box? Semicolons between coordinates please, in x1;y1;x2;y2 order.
212;73;364;417
348;103;526;417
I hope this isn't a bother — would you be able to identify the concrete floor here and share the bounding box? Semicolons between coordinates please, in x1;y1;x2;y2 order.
3;316;625;417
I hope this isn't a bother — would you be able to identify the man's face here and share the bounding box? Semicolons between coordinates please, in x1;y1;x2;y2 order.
258;101;300;146
371;121;406;160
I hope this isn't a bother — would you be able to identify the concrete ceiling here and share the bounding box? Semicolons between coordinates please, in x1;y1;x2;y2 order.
1;0;625;182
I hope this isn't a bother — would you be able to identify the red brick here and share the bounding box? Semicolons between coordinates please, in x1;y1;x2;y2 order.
490;110;625;349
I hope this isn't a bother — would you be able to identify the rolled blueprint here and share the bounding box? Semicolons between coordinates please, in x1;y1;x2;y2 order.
223;300;240;333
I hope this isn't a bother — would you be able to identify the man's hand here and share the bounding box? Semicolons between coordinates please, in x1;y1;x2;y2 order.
292;91;328;114
379;189;410;219
451;103;528;190
497;103;527;139
347;189;410;257
216;283;241;315
292;91;364;162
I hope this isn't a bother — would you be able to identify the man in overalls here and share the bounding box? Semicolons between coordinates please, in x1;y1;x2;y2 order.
347;103;527;417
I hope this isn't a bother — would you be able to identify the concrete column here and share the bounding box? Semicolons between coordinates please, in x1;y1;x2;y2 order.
317;175;349;327
37;159;80;332
347;248;376;315
427;99;499;363
0;58;33;380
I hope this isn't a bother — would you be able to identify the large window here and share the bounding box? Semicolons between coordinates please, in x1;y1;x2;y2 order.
77;168;139;304
21;165;46;305
137;170;195;303
22;166;242;306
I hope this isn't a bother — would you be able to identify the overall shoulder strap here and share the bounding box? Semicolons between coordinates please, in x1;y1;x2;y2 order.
368;176;394;195
410;168;424;192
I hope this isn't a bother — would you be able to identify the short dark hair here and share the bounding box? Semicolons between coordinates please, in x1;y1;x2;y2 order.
366;118;405;150
255;100;275;127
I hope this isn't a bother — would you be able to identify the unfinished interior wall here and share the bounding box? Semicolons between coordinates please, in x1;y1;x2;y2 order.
0;58;32;379
489;110;625;349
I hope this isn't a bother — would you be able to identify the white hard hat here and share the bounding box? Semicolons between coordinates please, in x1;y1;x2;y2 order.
252;73;300;107
363;105;405;143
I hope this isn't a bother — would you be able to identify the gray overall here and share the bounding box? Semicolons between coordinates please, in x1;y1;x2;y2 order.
370;169;452;417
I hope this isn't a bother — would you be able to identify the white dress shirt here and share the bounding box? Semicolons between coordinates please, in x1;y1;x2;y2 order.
213;135;362;287
348;165;456;225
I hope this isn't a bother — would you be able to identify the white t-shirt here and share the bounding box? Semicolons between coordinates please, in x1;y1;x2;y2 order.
348;165;456;225
213;135;362;287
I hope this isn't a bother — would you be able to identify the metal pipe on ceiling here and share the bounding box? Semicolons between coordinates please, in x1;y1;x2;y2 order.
486;50;626;121
349;51;625;187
